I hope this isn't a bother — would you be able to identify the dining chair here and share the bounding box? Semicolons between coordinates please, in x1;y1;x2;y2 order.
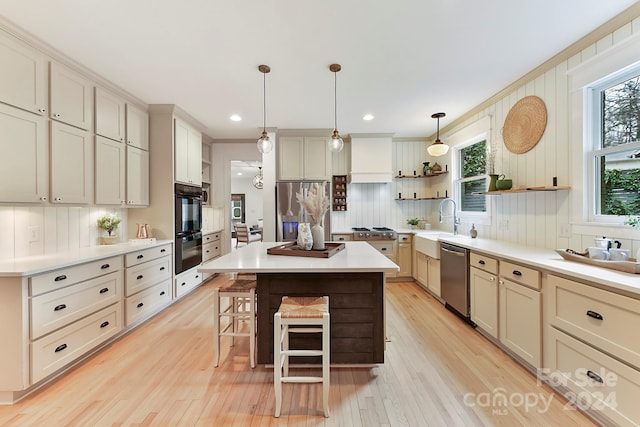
235;223;262;248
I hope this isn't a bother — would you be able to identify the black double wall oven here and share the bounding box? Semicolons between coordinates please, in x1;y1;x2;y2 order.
175;183;203;275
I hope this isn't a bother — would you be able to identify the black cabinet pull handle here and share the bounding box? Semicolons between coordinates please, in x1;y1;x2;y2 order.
160;291;166;296
160;266;165;271
54;274;67;282
55;343;67;353
137;302;144;308
181;282;186;287
54;304;67;311
160;248;166;253
586;310;603;320
137;254;144;259
478;260;485;265
381;248;387;251
586;370;603;383
100;263;110;269
100;321;109;328
512;270;522;276
99;287;109;294
195;275;199;279
137;274;144;280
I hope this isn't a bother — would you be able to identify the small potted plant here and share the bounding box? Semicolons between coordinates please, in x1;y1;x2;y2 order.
97;213;121;245
406;218;420;229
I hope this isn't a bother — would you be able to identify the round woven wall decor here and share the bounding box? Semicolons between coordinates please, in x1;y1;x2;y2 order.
502;95;547;154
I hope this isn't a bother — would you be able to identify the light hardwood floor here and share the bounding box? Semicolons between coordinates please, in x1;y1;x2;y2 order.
0;276;598;426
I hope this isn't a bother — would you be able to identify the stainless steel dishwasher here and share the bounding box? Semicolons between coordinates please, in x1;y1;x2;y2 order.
440;241;472;322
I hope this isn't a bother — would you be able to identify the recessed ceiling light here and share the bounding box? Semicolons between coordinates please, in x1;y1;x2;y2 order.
230;114;242;122
363;114;374;121
237;172;243;176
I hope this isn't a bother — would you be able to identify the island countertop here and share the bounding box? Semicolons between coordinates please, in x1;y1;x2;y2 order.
199;241;400;274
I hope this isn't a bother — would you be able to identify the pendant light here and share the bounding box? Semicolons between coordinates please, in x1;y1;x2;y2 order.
427;112;449;157
257;65;273;154
252;166;264;189
328;63;344;152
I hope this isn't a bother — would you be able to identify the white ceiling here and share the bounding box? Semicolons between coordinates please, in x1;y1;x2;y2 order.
0;1;637;140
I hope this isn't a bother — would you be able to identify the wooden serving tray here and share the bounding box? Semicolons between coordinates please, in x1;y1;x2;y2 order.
555;249;640;274
267;242;346;258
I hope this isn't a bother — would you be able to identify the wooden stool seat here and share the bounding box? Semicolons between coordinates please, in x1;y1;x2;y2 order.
213;277;257;368
274;296;330;418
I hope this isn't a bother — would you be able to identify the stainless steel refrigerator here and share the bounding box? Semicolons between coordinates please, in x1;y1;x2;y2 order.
276;181;331;242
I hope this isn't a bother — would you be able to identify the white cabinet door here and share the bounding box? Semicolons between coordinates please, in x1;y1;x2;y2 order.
0;103;48;203
95;136;125;205
126;146;149;206
174;118;201;185
397;241;412;277
415;251;429;288
49;62;92;130
499;278;541;368
95;87;125;142
0;32;47;115
278;136;304;180
303;136;331;180
50;121;92;204
126;104;148;150
470;266;498;339
427;257;441;297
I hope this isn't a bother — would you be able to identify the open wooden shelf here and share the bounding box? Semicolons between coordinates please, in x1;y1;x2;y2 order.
395;197;447;201
475;185;570;195
395;171;448;179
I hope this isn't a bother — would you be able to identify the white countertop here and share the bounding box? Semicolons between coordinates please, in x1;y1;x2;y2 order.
413;231;640;297
199;241;400;274
0;239;173;277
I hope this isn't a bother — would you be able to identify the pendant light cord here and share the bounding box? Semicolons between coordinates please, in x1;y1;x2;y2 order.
262;71;267;133
334;70;338;132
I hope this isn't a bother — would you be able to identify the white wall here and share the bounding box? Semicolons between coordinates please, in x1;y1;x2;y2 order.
231;175;264;228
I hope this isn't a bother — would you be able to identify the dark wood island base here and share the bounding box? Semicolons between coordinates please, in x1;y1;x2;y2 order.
257;272;385;365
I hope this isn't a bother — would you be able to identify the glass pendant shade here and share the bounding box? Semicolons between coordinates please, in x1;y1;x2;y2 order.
329;130;344;152
427;139;449;156
257;131;273;154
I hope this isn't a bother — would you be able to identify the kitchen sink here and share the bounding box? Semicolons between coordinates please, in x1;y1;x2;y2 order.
415;231;475;259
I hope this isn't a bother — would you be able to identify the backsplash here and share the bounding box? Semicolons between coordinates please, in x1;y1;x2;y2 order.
0;206;128;259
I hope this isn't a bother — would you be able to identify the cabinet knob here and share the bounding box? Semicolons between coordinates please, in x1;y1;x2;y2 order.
40;196;48;201
489;276;495;281
498;280;504;286
54;197;62;202
54;113;61;118
38;107;46;113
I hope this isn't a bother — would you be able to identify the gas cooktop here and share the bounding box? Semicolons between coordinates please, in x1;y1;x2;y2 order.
351;227;398;240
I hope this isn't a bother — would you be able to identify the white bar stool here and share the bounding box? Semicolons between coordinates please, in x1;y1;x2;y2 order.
213;274;257;368
274;296;330;418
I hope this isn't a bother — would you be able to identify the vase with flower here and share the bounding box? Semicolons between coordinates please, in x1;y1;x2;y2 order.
296;182;330;250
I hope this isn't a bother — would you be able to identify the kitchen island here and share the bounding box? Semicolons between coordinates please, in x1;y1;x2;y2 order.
199;241;399;364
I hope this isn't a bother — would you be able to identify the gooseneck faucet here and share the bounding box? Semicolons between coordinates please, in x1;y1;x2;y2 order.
438;198;460;235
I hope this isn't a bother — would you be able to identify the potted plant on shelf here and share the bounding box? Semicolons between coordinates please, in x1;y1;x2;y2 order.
97;213;121;245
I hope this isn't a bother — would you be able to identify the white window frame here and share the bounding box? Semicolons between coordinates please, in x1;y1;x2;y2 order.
568;32;640;229
448;116;492;225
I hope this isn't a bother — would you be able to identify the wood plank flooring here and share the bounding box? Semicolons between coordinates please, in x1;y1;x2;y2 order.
0;276;598;426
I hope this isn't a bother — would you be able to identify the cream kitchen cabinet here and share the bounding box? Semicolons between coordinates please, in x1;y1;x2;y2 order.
470;252;499;339
0;31;47;116
49;62;92;130
124;243;172;326
427;257;441;297
277;136;332;181
174;266;202;299
546;274;640;427
126;146;149;206
499;260;541;368
414;250;440;297
202;230;222;281
0;103;48;203
95;87;125;142
331;233;353;242
50;121;92;204
95;135;125;205
29;256;124;383
125;103;149;150
174;117;202;185
396;233;412;279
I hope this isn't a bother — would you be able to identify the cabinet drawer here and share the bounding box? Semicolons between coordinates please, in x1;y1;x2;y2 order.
202;241;221;262
125;256;171;297
125;243;172;267
31;301;123;383
547;327;640;427
548;275;640;370
499;260;540;290
175;269;203;299
470;252;498;275
31;270;122;340
30;256;122;296
331;234;353;242
125;280;171;326
397;233;412;243
203;232;221;244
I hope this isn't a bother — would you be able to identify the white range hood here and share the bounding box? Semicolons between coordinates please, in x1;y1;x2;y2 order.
349;133;393;183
